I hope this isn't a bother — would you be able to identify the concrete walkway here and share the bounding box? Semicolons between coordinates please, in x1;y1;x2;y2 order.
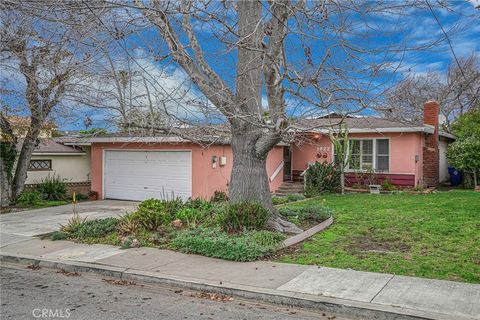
1;202;479;320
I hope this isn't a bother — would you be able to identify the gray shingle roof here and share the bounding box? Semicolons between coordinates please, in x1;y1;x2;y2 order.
16;139;85;154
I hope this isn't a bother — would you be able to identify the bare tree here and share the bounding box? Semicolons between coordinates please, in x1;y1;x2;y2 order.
382;54;480;126
0;4;95;205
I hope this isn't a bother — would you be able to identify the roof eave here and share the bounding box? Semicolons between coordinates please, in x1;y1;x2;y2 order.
32;152;86;156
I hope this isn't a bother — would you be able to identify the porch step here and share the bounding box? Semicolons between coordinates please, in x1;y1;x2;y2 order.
274;181;304;196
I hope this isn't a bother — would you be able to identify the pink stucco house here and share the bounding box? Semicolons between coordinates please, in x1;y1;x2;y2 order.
59;101;453;201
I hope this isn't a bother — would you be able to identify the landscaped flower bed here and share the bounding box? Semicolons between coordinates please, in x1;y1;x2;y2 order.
48;196;333;261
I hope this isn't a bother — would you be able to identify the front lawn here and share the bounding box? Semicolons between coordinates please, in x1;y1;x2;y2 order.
277;190;480;283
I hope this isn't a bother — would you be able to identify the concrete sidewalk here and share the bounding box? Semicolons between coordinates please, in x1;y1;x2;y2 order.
1;237;479;320
1;203;479;320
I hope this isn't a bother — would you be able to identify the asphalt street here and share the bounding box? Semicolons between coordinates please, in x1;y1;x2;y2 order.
0;264;352;320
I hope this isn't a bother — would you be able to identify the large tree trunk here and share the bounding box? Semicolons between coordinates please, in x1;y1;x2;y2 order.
0;159;13;206
229;131;303;234
12;126;41;198
226;1;301;234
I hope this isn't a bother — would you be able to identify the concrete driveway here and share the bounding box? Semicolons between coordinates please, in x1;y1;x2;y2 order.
0;200;138;247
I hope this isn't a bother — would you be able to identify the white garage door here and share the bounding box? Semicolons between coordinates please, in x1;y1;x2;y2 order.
104;150;192;201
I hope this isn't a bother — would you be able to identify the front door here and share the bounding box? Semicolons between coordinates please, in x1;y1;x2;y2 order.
283;146;292;181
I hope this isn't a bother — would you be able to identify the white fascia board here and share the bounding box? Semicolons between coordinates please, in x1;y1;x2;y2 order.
63;142;92;146
64;136;189;144
32;152;87;156
306;126;435;134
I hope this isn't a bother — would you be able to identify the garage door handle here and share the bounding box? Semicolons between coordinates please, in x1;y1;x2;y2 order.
144;187;148;189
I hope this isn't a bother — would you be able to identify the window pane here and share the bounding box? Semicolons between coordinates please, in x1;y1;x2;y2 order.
377;156;389;171
351;140;360;154
362;140;373;156
362;155;373;170
376;139;389;155
350;154;360;169
28;160;51;171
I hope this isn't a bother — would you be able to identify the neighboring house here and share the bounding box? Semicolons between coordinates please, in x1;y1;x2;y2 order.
1;116;91;195
22;139;91;195
1;116;56;138
58;101;454;201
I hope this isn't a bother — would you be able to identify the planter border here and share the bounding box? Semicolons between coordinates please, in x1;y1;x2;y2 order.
281;216;333;247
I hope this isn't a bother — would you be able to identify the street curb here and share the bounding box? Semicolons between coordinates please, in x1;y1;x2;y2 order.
1;252;470;320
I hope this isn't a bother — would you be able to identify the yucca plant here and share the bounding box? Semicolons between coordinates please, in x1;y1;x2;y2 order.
37;174;67;200
60;192;86;234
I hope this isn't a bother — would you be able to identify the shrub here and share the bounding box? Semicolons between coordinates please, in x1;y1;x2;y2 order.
51;231;69;241
37;175;67;201
413;184;426;192
381;178;396;191
304;162;341;197
60;215;86;235
210;190;228;202
75;193;89;201
118;213;141;235
74;218;119;239
60;217;119;240
272;194;305;206
16;190;43;206
286;194;305;202
279;203;332;229
184;198;212;211
175;207;205;228
132;198;183;230
170;227;285;261
218;202;269;233
272;196;289;205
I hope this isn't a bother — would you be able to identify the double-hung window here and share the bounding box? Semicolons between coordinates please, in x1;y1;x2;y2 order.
376;139;389;172
335;139;389;172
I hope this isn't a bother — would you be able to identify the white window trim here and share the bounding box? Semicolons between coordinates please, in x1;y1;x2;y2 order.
332;137;391;173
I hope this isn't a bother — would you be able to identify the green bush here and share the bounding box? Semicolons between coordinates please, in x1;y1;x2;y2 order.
132;198;183;230
218;202;269;233
59;217;119;240
279;203;332;229
51;231;69;241
286;194;305;202
75;193;89;201
16;190;43;206
170;227;285;261
272;196;289;205
37;175;67;201
272;194;305;205
175;207;205;227
210;190;228;202
74;218;119;239
304;162;341;197
381;178;396;191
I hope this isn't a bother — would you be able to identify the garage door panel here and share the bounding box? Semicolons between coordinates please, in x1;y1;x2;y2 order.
104;150;192;201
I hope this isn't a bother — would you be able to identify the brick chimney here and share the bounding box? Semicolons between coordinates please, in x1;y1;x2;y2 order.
422;100;440;186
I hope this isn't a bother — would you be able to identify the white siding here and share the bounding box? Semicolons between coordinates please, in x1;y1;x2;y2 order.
26;146;91;184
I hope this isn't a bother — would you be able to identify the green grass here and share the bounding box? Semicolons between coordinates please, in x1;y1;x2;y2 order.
277;190;480;283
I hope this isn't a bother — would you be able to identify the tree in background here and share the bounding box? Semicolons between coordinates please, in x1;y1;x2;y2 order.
0;4;94;205
447;107;480;189
383;54;480;126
